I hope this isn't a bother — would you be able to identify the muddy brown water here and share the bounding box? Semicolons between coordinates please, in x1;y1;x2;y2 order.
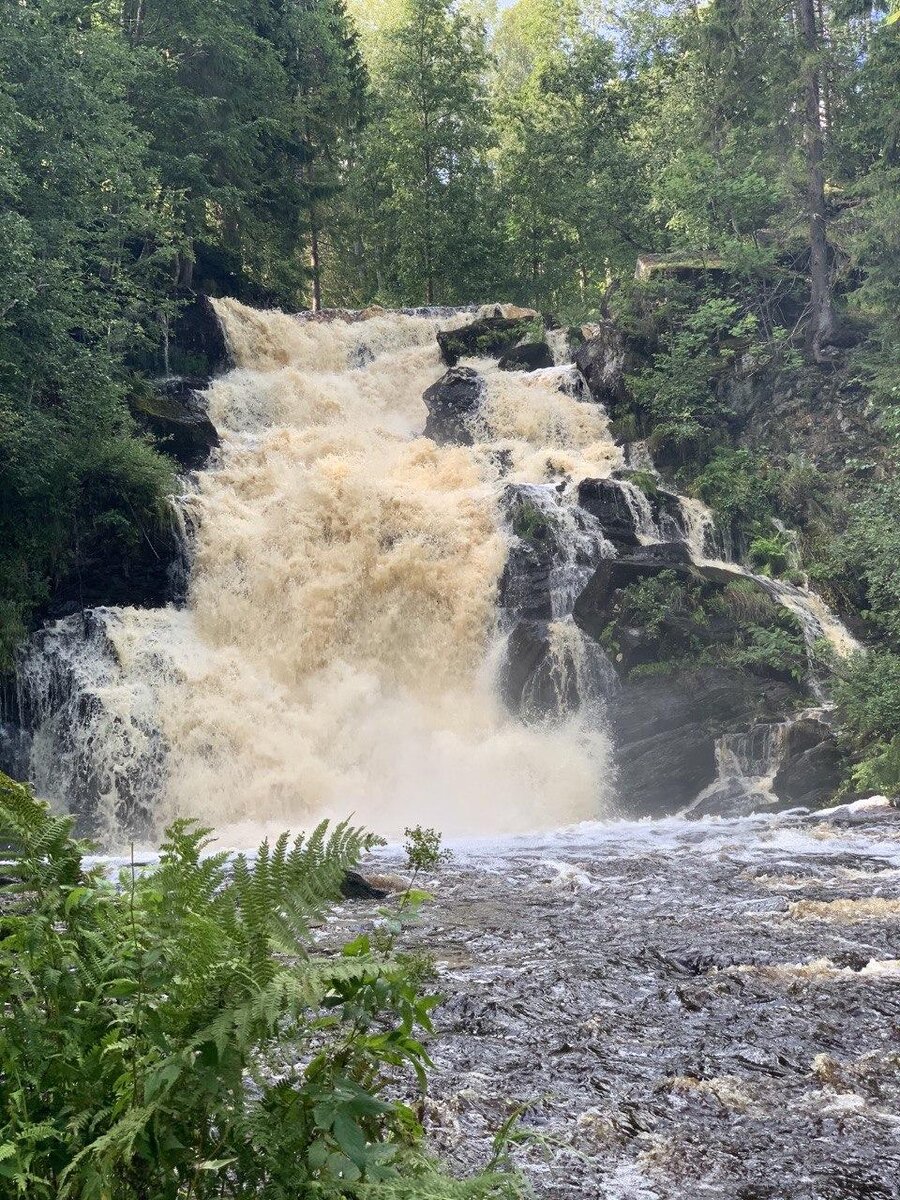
326;810;900;1199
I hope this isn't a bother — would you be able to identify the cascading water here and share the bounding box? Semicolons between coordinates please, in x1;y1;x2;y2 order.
17;301;626;846
13;299;863;845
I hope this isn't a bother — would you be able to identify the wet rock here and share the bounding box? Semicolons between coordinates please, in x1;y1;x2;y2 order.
572;548;810;814
498;616;616;722
498;342;554;372
577;478;647;547
13;610;168;835
500;621;558;713
437;317;536;367
572;321;631;411
499;485;608;622
170;291;231;376
131;378;219;470
772;717;843;809
611;669;799;815
42;517;185;621
423;367;484;445
340;870;389;900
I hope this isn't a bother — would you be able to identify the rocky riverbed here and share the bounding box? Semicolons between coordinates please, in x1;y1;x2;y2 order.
332;805;900;1199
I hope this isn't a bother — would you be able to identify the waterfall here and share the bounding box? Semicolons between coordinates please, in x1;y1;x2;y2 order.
12;300;863;842
16;301;623;847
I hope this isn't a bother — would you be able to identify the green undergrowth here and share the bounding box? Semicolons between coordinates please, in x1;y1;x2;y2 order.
0;773;522;1199
601;570;807;684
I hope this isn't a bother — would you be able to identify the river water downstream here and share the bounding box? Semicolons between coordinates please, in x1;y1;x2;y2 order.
332;807;900;1199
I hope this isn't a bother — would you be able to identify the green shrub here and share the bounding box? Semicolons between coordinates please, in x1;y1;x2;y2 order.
509;496;549;543
748;531;793;577
714;578;778;623
0;776;517;1199
722;618;807;682
692;448;776;538
849;736;900;798
834;650;900;796
625;470;659;499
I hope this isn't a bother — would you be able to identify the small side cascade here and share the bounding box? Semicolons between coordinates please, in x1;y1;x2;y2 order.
14;608;187;839
672;495;861;694
518;618;618;725
545;326;573;366
681;723;790;818
617;480;659;543
499;483;615;622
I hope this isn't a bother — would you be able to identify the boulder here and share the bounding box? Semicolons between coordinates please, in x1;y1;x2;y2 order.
573;321;630;411
772;716;843;809
423;367;484;445
498;342;554;372
437;317;536;367
170;291;231;376
131;378;219;470
340;870;389;901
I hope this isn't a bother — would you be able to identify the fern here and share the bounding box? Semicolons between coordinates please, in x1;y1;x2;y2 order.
0;773;518;1198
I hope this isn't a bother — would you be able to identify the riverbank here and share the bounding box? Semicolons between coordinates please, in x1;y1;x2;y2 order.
330;809;900;1198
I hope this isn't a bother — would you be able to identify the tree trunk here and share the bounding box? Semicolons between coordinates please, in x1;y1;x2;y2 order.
309;207;322;313
796;0;834;360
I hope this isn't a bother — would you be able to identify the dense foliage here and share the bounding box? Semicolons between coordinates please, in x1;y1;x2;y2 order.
0;0;898;739
1;0;897;659
0;772;518;1198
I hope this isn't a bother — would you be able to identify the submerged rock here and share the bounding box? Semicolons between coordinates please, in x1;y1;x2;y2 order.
422;367;484;445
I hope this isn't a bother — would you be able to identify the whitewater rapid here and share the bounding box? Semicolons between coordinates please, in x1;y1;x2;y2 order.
23;303;626;845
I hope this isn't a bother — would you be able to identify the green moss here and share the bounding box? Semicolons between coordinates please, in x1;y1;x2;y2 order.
626;469;659;499
511;496;549;543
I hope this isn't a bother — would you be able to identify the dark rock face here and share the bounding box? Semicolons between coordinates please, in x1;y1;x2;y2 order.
131;378;220;470
498;342;554;372
568;543;809;814
170;291;231;376
611;668;798;816
575;474;702;551
14;610;167;837
577;478;646;548
42;517;185;622
0;720;30;782
721;364;880;478
437;317;534;367
498;619;617;723
772;716;843;808
572;322;631;411
422;367;484;445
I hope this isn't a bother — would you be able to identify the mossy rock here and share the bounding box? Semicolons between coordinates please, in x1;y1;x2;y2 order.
130;379;219;470
437;317;541;367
